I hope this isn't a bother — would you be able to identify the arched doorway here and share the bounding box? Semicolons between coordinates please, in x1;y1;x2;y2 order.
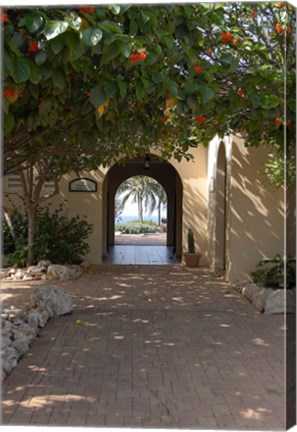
102;154;183;263
214;143;227;270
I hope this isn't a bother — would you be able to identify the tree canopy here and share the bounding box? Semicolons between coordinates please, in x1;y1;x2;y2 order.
2;3;296;185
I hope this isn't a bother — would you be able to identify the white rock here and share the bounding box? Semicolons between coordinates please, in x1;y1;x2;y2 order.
68;265;83;279
242;284;260;302
265;290;295;314
47;264;74;281
31;285;73;317
23;274;34;281
11;336;29;356
37;260;52;268
252;287;273;312
28;309;49;329
27;265;46;275
80;260;92;270
2;307;27;322
2;347;19;374
14;323;37;343
9;268;16;275
1;334;12;349
1;270;10;278
41;275;47;280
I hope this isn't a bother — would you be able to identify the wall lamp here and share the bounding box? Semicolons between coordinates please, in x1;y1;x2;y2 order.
144;154;150;169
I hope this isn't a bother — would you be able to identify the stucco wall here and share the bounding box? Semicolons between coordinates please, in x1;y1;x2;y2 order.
228;137;285;283
170;145;209;264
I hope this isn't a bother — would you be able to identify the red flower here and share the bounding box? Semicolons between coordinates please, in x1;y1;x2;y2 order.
194;65;203;74
78;6;95;14
237;89;245;97
220;32;233;43
250;9;256;18
3;88;18;102
207;50;214;56
129;51;148;64
275;23;283;33
28;40;39;52
1;11;8;23
67;74;74;81
274;117;283;126
195;115;206;123
163;114;169;123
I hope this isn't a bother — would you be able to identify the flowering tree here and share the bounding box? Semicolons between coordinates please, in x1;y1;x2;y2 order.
2;3;295;263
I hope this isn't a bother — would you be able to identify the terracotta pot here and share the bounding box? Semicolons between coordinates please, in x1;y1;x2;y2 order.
184;252;201;268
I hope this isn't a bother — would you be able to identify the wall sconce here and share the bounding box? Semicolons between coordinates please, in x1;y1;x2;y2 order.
144;154;150;169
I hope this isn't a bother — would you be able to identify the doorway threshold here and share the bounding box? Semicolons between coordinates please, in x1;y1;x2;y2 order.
106;245;178;265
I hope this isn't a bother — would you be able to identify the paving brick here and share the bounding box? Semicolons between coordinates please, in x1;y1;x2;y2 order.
2;266;285;429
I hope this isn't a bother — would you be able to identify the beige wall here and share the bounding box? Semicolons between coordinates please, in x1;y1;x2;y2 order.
170;145;209;264
228;137;285;283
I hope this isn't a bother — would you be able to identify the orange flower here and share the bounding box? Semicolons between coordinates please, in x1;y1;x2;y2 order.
129;51;148;64
233;38;239;44
286;26;292;35
207;50;214;56
237;89;245;97
28;40;39;52
250;9;256;18
195;115;206;123
194;65;203;74
1;11;8;23
163;114;169;123
3;88;19;103
276;2;284;7
274;117;283;126
275;23;283;33
220;31;233;43
78;6;95;14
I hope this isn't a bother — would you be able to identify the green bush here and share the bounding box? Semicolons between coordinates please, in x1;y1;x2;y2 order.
2;204;93;266
251;254;296;289
115;221;157;234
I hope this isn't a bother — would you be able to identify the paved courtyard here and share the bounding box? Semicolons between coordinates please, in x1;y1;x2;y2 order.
2;265;285;429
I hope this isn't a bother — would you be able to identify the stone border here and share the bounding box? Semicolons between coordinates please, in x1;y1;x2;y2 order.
235;282;296;314
1;285;73;381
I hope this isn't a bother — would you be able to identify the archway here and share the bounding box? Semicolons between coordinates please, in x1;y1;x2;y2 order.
214;142;227;270
102;154;183;263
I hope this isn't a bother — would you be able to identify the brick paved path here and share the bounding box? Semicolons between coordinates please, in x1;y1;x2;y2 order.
2;265;285;429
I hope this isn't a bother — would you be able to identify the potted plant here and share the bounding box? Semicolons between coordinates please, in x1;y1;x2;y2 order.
184;228;201;268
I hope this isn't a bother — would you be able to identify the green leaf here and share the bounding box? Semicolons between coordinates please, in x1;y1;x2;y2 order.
90;85;107;108
152;71;164;84
29;61;42;84
4;112;16;134
200;86;215;103
39;98;52;119
120;42;132;58
130;20;138;35
165;79;178;97
104;80;118;97
82;28;103;46
135;81;145;99
3;48;14;78
44;20;69;41
65;15;82;31
99;21;122;34
110;5;121;15
118;80;127;98
24;12;44;33
10;32;25;48
13;58;31;83
260;94;280;109
41;64;52;80
50;36;64;54
64;33;86;61
35;50;47;66
52;69;66;89
184;82;201;94
48;110;58;128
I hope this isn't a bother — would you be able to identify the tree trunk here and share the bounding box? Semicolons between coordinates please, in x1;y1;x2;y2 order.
137;192;143;223
27;205;37;265
3;206;16;241
158;203;161;226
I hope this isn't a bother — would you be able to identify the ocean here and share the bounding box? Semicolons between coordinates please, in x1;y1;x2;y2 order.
115;214;165;224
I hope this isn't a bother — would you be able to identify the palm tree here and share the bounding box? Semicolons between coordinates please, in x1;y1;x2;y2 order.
116;176;166;224
146;182;167;226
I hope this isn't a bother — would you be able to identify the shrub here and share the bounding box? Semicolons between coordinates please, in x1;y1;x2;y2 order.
251;254;296;289
2;204;93;265
115;221;157;234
